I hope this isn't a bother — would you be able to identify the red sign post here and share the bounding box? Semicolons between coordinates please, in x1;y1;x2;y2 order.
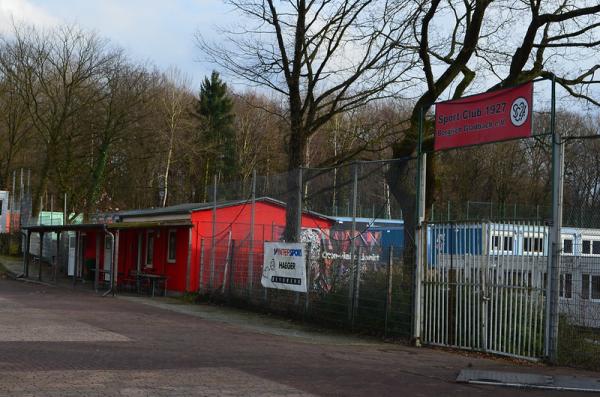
434;82;533;151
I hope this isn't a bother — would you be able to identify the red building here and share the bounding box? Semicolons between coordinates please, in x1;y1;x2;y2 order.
26;198;333;294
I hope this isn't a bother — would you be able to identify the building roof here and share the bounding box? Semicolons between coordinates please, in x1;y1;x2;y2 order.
116;197;332;221
23;220;194;233
25;197;333;234
330;216;404;226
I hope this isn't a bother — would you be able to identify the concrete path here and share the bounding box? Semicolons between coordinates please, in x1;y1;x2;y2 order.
0;277;596;396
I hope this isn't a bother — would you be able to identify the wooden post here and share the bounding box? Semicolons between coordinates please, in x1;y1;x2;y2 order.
186;228;192;292
38;232;44;281
210;174;217;290
305;243;312;315
228;240;236;297
54;231;61;282
113;230;120;295
24;231;31;278
95;232;100;291
248;169;256;294
198;238;205;293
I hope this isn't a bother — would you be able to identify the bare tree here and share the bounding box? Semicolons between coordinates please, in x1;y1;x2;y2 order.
0;73;32;187
198;0;417;240
80;58;154;215
0;24;118;217
389;0;600;238
158;68;193;207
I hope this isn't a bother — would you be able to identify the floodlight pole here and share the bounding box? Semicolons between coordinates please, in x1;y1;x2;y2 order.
413;107;426;346
545;75;563;363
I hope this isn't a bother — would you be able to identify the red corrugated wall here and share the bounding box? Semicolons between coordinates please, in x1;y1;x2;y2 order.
190;201;333;293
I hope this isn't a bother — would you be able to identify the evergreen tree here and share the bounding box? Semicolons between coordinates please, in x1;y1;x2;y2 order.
196;71;235;185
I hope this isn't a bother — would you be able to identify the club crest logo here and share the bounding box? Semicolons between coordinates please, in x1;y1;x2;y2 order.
510;97;529;127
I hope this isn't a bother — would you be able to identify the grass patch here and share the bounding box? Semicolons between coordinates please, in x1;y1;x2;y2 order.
557;316;600;370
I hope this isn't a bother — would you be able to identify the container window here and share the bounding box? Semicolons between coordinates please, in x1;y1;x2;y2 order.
566;274;572;299
583;240;591;255
582;274;590;300
563;239;573;254
559;273;572;299
593;241;600;255
492;235;500;249
524;237;543;253
592;276;600;300
503;236;514;252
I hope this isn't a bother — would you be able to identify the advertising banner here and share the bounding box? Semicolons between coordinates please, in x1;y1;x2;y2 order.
262;242;307;293
434;82;533;151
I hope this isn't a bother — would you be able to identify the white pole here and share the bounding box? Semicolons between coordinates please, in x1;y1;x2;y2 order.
413;107;426;347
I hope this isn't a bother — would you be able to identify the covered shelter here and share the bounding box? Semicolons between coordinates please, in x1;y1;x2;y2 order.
22;223;115;292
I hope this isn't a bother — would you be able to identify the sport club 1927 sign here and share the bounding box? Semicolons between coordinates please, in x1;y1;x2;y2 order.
434;82;533;151
262;242;307;293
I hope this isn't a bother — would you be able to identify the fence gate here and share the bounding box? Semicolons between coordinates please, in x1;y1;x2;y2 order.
421;221;547;360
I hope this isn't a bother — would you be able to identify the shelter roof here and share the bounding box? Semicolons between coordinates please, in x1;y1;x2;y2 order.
116;197;332;222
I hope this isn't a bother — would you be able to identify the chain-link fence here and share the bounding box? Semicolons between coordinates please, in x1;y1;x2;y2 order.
186;158;417;338
428;201;552;222
197;236;414;338
557;234;600;369
552;132;600;369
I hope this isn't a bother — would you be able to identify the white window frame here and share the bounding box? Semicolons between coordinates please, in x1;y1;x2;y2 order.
167;229;177;263
490;231;514;254
581;236;600;257
145;231;154;268
523;232;544;255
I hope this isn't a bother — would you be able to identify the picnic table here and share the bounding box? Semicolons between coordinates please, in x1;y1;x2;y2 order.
135;272;167;297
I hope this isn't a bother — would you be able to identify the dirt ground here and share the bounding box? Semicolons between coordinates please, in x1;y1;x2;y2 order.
0;277;596;396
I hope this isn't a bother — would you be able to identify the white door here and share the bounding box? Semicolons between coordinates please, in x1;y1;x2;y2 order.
104;235;112;281
67;235;76;276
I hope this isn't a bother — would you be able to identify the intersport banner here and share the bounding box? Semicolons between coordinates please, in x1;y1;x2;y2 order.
262;242;307;293
434;82;533;151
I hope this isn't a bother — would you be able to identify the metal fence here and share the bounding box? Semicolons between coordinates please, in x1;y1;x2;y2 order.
17;140;600;367
422;221;547;360
197;236;414;338
143;153;600;362
180;158;418;338
557;241;600;370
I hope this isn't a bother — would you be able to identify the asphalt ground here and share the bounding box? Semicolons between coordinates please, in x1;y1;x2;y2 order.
0;277;596;396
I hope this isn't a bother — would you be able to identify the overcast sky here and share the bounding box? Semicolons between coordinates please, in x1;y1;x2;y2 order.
0;0;230;89
0;0;597;115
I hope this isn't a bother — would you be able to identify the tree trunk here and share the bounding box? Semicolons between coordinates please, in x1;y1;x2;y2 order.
162;126;175;207
32;148;53;219
389;120;436;254
85;140;111;217
283;123;307;242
